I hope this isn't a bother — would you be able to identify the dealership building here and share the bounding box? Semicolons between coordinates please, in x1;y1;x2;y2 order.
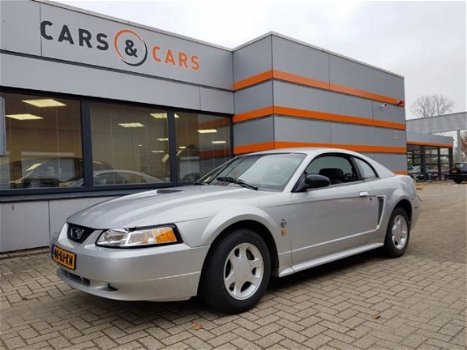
0;0;453;252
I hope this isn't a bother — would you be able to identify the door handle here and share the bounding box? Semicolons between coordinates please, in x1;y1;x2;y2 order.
359;191;369;197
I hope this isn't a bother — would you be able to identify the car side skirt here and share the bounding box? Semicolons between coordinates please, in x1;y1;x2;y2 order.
278;242;384;277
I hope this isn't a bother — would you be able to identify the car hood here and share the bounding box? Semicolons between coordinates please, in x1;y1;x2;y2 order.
67;185;278;229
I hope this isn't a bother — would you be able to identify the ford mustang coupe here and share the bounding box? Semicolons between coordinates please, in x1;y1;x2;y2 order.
51;148;419;314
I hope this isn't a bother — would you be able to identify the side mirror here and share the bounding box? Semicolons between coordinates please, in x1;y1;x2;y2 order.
305;174;330;189
294;174;330;192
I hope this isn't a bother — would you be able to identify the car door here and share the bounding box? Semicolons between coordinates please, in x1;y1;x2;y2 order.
287;153;379;266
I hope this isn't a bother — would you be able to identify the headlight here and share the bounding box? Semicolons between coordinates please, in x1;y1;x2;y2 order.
96;225;180;248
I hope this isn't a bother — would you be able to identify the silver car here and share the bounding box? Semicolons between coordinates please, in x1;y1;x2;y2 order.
51;148;420;313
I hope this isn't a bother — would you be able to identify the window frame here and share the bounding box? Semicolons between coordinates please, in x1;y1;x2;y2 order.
0;87;233;201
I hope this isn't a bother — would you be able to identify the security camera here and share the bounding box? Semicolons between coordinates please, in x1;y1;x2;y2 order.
381;103;388;108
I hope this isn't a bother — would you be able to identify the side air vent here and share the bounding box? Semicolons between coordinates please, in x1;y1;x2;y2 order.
377;196;385;225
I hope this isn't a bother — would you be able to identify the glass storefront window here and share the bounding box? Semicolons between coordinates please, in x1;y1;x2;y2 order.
90;102;170;185
440;148;450;155
0;92;82;189
424;147;438;156
175;112;231;182
0;90;233;192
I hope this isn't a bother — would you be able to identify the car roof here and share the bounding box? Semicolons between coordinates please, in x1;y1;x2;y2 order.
244;147;365;157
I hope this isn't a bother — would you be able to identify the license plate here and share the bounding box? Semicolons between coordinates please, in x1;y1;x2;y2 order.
452;170;458;174
52;245;76;270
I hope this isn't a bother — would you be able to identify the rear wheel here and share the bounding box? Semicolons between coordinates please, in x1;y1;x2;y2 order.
382;207;410;258
200;228;271;314
453;179;462;184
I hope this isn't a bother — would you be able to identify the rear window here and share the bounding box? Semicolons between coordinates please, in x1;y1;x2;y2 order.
354;158;378;180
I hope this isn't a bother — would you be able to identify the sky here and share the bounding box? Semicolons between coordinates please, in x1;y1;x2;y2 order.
57;0;466;119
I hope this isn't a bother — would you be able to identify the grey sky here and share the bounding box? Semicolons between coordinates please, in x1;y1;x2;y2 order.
58;0;466;118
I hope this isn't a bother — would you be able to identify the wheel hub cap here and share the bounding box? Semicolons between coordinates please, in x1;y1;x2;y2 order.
224;243;264;300
391;215;408;249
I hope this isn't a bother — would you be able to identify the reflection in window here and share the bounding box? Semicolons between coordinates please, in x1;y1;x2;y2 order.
175;112;231;182
90;102;170;185
0;92;82;189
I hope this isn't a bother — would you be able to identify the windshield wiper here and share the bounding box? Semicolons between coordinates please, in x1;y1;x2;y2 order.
193;180;207;185
216;176;258;190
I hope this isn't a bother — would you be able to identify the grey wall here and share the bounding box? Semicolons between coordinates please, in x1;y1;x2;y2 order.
233;36;273;82
407;132;453;146
329;55;404;101
273;117;406;148
272;36;329;82
406;112;467;133
0;197;114;251
232;33;407;174
0;53;234;114
0;0;234;114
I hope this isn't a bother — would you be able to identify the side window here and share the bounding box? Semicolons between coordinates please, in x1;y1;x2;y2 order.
354;158;378;180
306;155;358;184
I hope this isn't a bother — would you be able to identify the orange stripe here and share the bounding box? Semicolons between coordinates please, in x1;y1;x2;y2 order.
234;141;276;154
273;70;330;90
407;141;453;148
233;105;406;130
233;70;274;90
233;69;405;107
234;141;406;155
233;106;274;123
394;170;409;175
329;82;404;106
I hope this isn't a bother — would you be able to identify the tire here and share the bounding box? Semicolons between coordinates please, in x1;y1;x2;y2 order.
382;207;410;258
454;179;462;184
200;228;271;314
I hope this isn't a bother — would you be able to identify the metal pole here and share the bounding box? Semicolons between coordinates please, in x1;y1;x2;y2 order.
0;96;5;156
456;130;462;162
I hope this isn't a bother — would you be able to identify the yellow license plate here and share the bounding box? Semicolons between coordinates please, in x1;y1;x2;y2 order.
52;245;76;270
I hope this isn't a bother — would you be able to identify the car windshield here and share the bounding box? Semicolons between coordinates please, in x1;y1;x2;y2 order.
455;163;467;170
197;153;306;191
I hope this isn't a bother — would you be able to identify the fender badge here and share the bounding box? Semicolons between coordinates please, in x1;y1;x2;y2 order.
280;219;288;236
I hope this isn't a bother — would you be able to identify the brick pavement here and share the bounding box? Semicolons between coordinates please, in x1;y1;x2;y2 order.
1;183;466;349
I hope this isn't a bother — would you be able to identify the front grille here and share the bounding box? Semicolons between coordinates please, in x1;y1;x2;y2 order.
67;224;95;243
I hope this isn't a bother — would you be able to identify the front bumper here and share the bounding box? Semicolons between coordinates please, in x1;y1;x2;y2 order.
52;224;210;301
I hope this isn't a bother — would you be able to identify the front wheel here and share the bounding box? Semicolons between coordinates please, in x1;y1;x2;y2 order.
453;179;462;184
200;228;271;314
382;207;410;258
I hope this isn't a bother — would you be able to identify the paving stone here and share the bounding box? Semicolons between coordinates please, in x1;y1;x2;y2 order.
0;183;465;350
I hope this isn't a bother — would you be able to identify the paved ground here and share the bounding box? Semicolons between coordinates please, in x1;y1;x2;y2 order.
1;182;466;350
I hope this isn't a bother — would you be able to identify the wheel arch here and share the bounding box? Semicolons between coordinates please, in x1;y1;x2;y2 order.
218;220;279;270
394;199;412;224
198;219;279;294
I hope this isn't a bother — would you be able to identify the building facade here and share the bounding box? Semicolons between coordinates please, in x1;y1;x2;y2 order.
1;0;410;252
